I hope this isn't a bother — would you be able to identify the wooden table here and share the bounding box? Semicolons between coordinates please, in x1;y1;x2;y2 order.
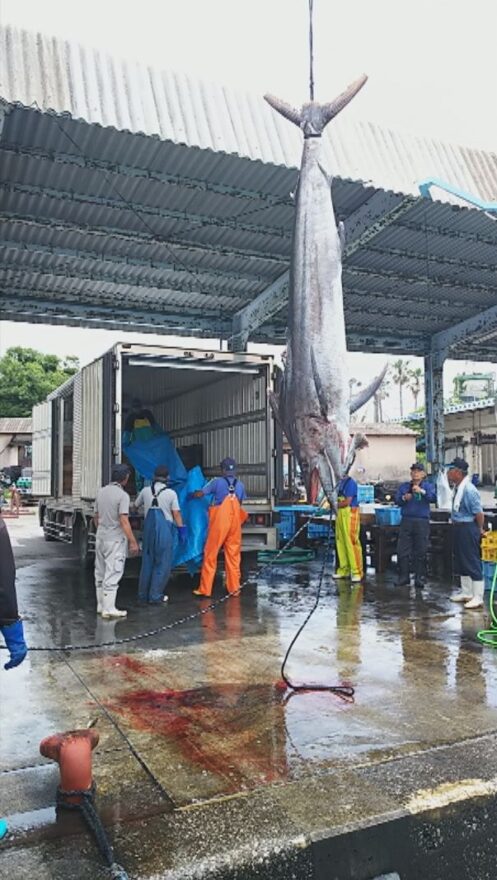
362;520;454;575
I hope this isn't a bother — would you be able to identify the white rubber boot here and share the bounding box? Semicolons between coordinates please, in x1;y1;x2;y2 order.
465;580;484;609
101;587;127;619
452;575;473;603
96;586;103;615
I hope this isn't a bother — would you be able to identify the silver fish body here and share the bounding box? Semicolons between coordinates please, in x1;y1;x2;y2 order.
265;78;384;503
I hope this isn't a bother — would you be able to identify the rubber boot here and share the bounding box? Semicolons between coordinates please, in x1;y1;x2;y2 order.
452;575;473;603
465;580;484;609
0;619;28;670
96;586;103;615
101;587;127;620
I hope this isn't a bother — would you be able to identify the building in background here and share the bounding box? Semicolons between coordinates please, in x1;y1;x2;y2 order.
0;418;32;470
444;399;497;485
350;423;417;483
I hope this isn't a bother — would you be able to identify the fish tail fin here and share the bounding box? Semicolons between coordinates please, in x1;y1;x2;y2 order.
350;364;388;415
320;75;368;129
263;94;303;128
265;75;367;136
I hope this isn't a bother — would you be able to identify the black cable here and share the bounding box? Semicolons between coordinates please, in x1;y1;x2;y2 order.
308;0;315;101
280;519;355;700
56;786;128;880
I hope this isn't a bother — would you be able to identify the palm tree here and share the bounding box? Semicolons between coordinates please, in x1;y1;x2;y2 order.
374;374;390;422
408;367;423;410
391;358;411;419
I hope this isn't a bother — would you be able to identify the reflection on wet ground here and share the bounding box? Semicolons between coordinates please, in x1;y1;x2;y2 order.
2;520;497;876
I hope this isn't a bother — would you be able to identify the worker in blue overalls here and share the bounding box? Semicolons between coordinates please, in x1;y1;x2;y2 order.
448;458;485;610
134;465;187;604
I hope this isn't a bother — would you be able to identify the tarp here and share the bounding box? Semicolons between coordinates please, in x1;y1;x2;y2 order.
123;430;209;573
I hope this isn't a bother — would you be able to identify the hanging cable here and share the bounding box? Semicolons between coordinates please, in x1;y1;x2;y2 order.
308;0;315;101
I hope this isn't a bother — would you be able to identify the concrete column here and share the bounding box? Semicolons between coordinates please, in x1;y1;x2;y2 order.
424;348;446;473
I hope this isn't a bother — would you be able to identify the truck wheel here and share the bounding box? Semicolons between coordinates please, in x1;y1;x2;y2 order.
43;510;56;541
74;518;94;569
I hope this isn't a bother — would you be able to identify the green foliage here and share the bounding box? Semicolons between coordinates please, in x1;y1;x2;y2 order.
0;347;79;417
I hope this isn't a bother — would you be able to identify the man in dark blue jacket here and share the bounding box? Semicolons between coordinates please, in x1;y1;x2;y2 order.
395;462;436;587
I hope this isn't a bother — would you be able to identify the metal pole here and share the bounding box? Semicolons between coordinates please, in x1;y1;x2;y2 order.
424;348;446;473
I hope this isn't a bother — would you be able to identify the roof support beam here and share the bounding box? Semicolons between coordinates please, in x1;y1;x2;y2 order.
229;191;413;350
255;325;427;355
0;180;291;244
431;303;497;353
0;142;293;211
0;237;266;286
0;211;287;267
0;294;229;336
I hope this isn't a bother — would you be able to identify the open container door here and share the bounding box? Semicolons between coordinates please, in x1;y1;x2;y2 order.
120;344;277;550
32;401;52;497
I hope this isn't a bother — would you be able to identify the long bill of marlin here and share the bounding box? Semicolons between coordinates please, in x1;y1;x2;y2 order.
264;75;387;506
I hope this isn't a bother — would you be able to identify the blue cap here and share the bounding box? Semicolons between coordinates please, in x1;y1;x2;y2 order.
221;457;237;473
446;457;469;473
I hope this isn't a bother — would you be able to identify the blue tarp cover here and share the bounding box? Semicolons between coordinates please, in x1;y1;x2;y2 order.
123;430;209;572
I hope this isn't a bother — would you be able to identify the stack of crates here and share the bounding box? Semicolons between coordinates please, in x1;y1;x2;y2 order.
274;505;331;543
357;484;375;504
274;505;316;542
481;531;497;590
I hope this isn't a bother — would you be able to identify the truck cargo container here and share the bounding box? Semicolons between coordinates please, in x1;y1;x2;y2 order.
32;343;278;564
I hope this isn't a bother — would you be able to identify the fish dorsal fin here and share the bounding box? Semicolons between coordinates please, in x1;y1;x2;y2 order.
320;75;368;129
311;348;329;419
350;364;388;415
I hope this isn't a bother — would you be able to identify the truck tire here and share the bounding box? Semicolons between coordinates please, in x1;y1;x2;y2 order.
74;518;94;569
42;510;56;542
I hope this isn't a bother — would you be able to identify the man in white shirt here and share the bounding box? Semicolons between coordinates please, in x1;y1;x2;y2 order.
94;464;139;619
134;465;186;604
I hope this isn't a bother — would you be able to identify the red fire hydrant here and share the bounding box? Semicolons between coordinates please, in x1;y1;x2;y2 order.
40;728;99;805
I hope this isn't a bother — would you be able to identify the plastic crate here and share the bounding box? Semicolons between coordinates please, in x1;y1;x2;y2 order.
357;484;375;504
483;560;497;591
482;547;497;562
375;506;402;526
274;505;317;541
307;521;333;540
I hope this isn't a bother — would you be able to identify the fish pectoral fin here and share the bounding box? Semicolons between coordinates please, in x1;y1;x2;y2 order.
310;348;329;419
350;363;388;414
264;94;302;128
320;75;368;128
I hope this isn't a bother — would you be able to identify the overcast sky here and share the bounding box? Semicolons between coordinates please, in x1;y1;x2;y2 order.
0;0;496;417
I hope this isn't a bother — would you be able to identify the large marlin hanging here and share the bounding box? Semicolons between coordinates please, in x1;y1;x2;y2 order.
265;76;386;504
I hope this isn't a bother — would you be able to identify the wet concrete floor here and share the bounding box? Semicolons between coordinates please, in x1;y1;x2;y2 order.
2;513;497;878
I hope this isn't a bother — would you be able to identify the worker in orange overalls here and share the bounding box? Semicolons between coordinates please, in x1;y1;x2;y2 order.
190;458;248;597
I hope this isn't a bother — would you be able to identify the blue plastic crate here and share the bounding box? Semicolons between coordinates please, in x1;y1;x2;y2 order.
375;506;402;526
357;484;375;503
483;560;497;591
307;522;333;540
274;505;317;541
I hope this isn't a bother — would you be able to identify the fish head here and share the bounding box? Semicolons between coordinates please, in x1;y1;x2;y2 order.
294;416;344;505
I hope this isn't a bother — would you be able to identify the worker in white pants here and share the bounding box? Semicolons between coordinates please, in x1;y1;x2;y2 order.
94;464;139;619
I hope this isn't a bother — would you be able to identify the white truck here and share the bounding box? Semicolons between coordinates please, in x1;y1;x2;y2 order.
32;343;279;564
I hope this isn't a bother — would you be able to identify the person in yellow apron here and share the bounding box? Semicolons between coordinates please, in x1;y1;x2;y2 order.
190;458;248;597
335;474;363;583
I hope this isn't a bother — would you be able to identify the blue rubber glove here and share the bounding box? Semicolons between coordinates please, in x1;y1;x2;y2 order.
1;619;28;670
178;525;188;543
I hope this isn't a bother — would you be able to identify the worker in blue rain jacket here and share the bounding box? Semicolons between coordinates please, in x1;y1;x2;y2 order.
395;462;437;588
0;514;28;670
190;458;248;597
134;465;187;604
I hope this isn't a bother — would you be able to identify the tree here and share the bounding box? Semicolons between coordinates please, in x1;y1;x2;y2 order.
0;347;79;417
391;358;411;419
408;366;423;410
374;375;391;423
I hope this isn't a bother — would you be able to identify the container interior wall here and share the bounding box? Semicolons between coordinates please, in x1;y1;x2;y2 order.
32;401;52;496
80;359;103;500
124;365;270;501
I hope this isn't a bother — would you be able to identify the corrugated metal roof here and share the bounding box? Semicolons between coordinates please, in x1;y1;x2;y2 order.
0;418;32;433
0;24;497;359
1;24;497;203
